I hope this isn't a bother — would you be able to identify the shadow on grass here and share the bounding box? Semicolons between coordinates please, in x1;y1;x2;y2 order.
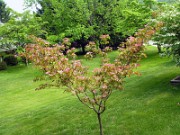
3;64;27;73
160;58;177;67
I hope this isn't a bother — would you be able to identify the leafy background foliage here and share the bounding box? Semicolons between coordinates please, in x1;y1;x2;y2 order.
153;1;180;65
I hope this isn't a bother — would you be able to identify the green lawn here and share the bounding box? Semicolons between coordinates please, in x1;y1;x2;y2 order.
0;46;180;135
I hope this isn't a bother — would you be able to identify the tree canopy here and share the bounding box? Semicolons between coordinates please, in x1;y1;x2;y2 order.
24;0;155;49
0;11;45;48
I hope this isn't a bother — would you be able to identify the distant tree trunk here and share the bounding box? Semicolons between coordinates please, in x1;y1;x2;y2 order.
157;45;162;53
80;35;88;55
0;56;2;62
81;44;86;55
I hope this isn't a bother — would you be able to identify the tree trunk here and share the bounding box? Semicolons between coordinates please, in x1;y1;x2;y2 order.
25;57;28;66
157;45;162;53
81;44;86;55
97;113;103;135
0;56;2;62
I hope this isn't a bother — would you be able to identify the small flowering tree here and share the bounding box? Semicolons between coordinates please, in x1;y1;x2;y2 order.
25;23;162;135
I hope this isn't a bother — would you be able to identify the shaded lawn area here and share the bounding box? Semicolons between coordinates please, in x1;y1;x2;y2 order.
0;46;180;135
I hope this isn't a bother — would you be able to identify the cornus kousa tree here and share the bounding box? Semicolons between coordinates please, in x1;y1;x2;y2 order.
25;23;162;135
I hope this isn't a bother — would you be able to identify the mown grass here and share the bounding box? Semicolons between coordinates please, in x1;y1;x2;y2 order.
0;46;180;135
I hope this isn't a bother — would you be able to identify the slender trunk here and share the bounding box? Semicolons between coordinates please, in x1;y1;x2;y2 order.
25;57;28;66
97;113;103;135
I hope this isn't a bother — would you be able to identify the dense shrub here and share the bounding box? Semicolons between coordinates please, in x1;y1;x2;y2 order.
0;61;7;70
3;55;18;66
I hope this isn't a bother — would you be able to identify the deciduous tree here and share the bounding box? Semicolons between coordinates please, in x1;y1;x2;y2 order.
0;11;45;47
153;1;180;65
25;0;155;51
24;22;162;135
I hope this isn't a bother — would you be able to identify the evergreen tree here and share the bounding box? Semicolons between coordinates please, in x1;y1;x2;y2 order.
0;0;10;23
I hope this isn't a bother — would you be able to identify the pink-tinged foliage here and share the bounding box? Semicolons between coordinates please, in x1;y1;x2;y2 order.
62;38;71;49
100;34;110;45
24;22;162;135
25;23;161;109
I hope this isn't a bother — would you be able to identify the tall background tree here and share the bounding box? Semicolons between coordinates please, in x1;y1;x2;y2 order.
0;0;10;23
25;0;156;52
0;11;45;48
